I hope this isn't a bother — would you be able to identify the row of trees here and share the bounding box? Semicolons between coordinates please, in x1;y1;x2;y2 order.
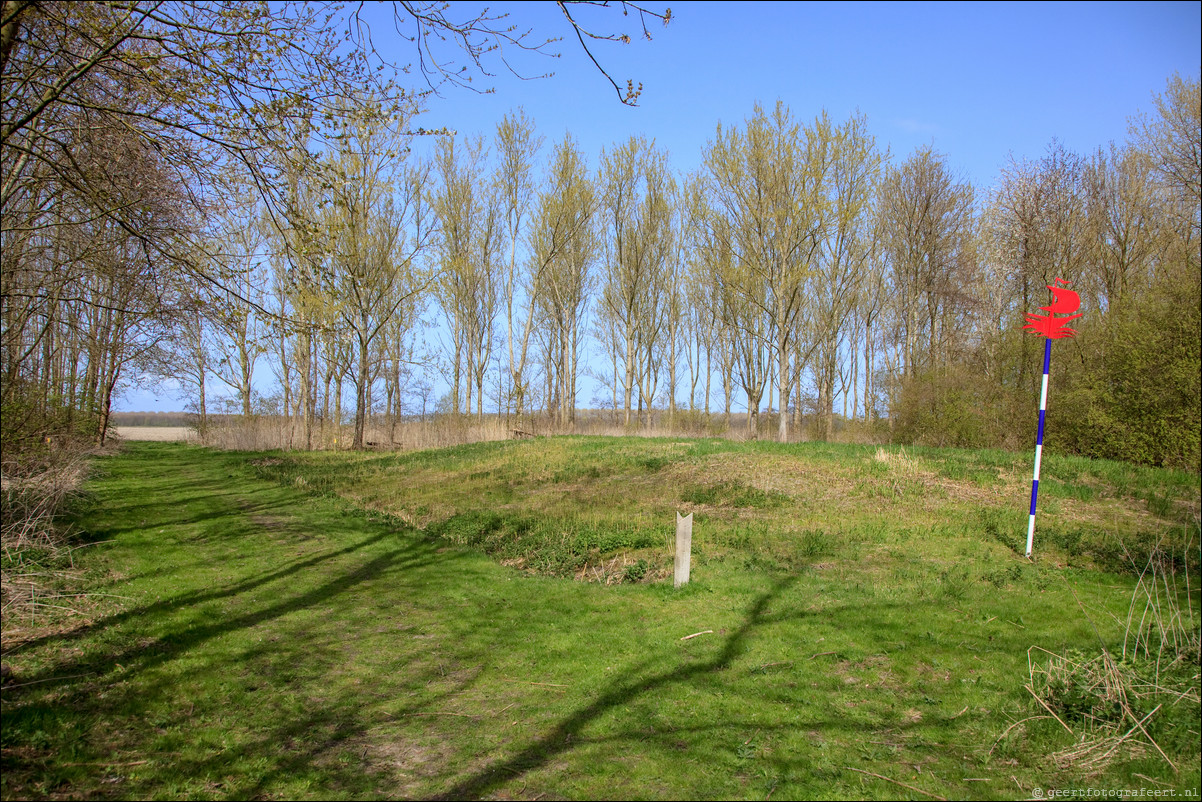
0;0;668;455
2;2;1197;468
153;77;1198;468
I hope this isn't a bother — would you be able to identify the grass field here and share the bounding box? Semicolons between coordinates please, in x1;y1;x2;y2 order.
2;438;1198;800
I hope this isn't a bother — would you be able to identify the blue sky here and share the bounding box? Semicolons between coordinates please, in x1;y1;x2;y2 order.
121;1;1201;412
402;0;1200;187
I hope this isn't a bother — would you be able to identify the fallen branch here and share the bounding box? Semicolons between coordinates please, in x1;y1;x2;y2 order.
500;677;569;687
844;766;947;801
756;661;792;671
0;672;95;690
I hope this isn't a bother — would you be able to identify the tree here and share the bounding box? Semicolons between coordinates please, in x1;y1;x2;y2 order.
2;0;670;449
704;101;829;441
322;104;431;450
987;142;1087;391
1128;73;1201;244
493;109;543;419
206;193;270;419
529;135;598;425
879;146;976;381
598;135;675;428
1;72;188;445
433;133;502;418
808;112;884;439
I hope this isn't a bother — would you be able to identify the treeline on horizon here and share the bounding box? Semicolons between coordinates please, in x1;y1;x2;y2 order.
2;4;1198;470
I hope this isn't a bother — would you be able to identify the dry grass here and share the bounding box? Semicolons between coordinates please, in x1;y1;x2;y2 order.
1023;533;1201;777
1;442;94;626
1119;532;1201;667
192;412;891;453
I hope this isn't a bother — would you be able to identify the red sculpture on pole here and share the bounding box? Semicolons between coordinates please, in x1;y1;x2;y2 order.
1022;277;1082;558
1023;278;1082;339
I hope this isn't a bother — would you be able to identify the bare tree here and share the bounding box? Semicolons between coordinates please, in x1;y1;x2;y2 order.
493;109;543;419
808;112;884;439
1128;73;1201;244
879;146;976;381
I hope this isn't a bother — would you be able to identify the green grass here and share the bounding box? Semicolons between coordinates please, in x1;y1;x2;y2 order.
2;438;1198;800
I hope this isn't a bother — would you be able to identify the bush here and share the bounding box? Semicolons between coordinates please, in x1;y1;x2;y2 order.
1051;269;1201;471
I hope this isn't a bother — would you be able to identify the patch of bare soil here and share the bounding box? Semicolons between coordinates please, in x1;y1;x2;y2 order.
347;727;458;798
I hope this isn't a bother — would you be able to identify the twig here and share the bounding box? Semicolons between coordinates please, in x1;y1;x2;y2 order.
844;766;947;801
990;716;1051;755
680;630;713;641
949;706;969;719
61;759;149;767
501;678;569;687
1005;619;1026;629
809;651;837;660
1024;684;1073;734
403;711;479;718
0;672;95;690
1122;704;1176;773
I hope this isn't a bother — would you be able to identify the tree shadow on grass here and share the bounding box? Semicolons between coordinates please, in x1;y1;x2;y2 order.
433;573;801;800
7;531;451;690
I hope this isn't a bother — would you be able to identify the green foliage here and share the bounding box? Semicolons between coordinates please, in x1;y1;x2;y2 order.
890;258;1201;474
427;510;663;577
622;558;649;583
1051;267;1201;471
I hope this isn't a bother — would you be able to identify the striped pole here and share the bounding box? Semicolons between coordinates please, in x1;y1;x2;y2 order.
1025;338;1052;558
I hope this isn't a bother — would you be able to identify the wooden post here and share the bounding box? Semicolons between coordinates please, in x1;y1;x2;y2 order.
675;512;693;588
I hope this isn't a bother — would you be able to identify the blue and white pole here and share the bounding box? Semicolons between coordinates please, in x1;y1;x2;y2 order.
1025;338;1052;559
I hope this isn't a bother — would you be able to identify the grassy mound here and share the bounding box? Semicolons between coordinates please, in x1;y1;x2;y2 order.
1;439;1197;800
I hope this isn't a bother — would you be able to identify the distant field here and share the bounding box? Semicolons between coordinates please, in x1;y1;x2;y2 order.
112;426;194;441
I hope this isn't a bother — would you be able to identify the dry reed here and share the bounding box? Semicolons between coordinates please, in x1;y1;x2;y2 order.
194;411;889;453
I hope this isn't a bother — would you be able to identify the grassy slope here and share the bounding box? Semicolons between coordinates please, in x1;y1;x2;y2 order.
1;438;1198;800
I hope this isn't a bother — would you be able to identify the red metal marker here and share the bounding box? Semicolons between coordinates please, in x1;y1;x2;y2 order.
1022;278;1081;558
